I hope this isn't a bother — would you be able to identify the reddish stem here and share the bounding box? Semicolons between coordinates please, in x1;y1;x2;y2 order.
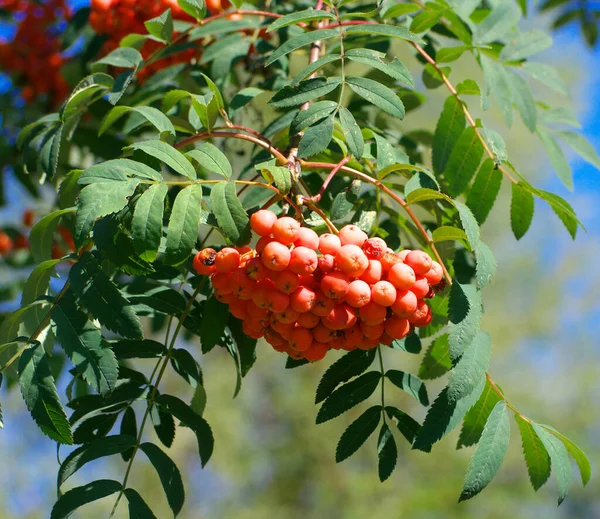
304;156;350;202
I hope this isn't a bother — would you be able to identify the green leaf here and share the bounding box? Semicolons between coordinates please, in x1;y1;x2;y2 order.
515;416;551;490
510;183;535;240
447;331;492;403
500;30;552;62
60;73;114;122
291;54;342;84
539;107;581;128
456;79;481;96
536;129;571;190
555;130;600;169
316;371;381;424
432;96;466;175
127;140;197;180
521;62;568;96
537;189;582;239
266;29;339;66
59;170;84;209
335;406;381;462
124;488;158;519
53;294;118;395
458;379;504;448
541;426;591;487
448;283;481;361
165;184;203;265
475;241;497;289
58;435;136;488
344;23;424;44
257;162;292;196
95;47;143;68
210;182;251;246
150;400;176;448
80;159;162;184
459;401;510;501
444;127;483;197
21;259;61;338
346;76;405;120
405;188;447;205
139;442;185;516
298;116;334;158
455;200;481;249
506;70;537;132
290;101;337;134
419;333;452;380
177;0;206;20
338;106;364;159
145;8;174;42
377;423;398;482
385;406;421;444
533;424;572;505
432;226;469;244
412;376;486;452
99;106;176;138
345;48;413;86
200;295;229;353
120;408;137;461
132;183;168;262
267;9;336;31
186;143;232;179
473;2;521;44
19;343;73;444
385;370;429;406
155;394;214;466
315;349;376;404
270;77;342;108
437;46;470;63
75;179;140;247
51;480;122;519
69;252;143;339
228;87;264;117
30;208;75;263
466;159;502;224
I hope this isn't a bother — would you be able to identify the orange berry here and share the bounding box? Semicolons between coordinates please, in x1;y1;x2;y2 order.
297;311;320;328
380;251;403;274
275;308;300;324
272;269;299;294
408;300;430;326
313;323;337;343
323;304;356;330
289;246;318;275
360;259;382;284
338;224;368;247
303;341;329;361
371;280;397;307
318;233;341;255
360;321;385;340
272;216;300;244
380;332;394;346
424;261;444;286
342;325;362;348
193;248;217;275
397;249;411;261
358;301;387;325
256;235;275;254
405;250;432;275
246;256;268;280
289;327;313;352
391;289;418;318
290;286;316;313
362;237;386;259
251;279;275;308
410;276;430;299
242;319;266;339
345;280;371;308
320;271;350;300
211;272;232;294
229;269;255;299
261;241;291;271
215;247;240;273
250;209;277;236
215;291;234;304
266;289;290;313
246;302;269;320
265;328;287;351
357;336;380;350
388;263;416;290
294;227;319;249
13;235;29;249
272;320;294;339
23;209;34;227
310;289;336;317
385;316;410;340
335;244;369;277
298;274;318;289
317;254;335;273
229;298;248;320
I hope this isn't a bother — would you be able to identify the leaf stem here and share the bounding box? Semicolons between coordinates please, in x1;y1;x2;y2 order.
485;372;532;423
109;279;206;517
377;345;386;420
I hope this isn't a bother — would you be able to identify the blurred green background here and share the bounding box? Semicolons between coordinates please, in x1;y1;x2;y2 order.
1;5;599;519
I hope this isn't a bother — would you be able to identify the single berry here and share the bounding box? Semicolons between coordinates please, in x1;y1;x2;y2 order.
410;276;430;299
265;289;290;313
335;244;369;277
320;271;350;300
318;233;341;255
310;289;336;317
297;311;320;328
229;269;256;299
360;259;383;284
360;321;385;340
289;327;313;352
371;280;397;307
289;246;318;275
290;286;317;313
211;272;232;294
303;341;329;362
358;301;387;325
272;269;299;294
317;254;335;273
380;251;403;274
362;237;387;259
294;227;319;249
391;289;418;318
384;316;410;340
388;263;416;290
424;261;444;286
215;247;240;273
338;224;368;247
272;216;300;244
345;280;372;308
313;323;337;343
404;250;432;275
250;209;277;236
261;241;291;271
193;249;216;276
256;235;275;254
246;256;268;280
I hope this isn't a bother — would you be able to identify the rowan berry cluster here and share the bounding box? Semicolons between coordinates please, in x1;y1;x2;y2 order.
193;211;444;362
0;0;70;103
89;0;198;81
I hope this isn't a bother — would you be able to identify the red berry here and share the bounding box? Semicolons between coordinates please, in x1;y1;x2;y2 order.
294;227;319;249
358;301;387;325
256;235;275;254
385;316;410;340
360;259;382;284
391;289;418;318
215;247;240;273
410;276;430;299
272;216;300;244
362;237;386;259
338;224;368;247
272;269;299;294
335;244;369;277
297;311;320;328
250;209;277;236
261;241;291;271
245;256;267;280
193;248;217;275
360;321;385;340
303;341;329;361
380;251;402;274
265;289;290;313
289;246;318;275
229;269;256;299
290;286;316;313
320;271;350;300
318;233;341;255
371;280;397;307
424;261;444;286
289;327;313;352
313;323;337;343
310;289;336;317
404;250;432;275
317;254;335;273
345;280;372;308
388;263;416;290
